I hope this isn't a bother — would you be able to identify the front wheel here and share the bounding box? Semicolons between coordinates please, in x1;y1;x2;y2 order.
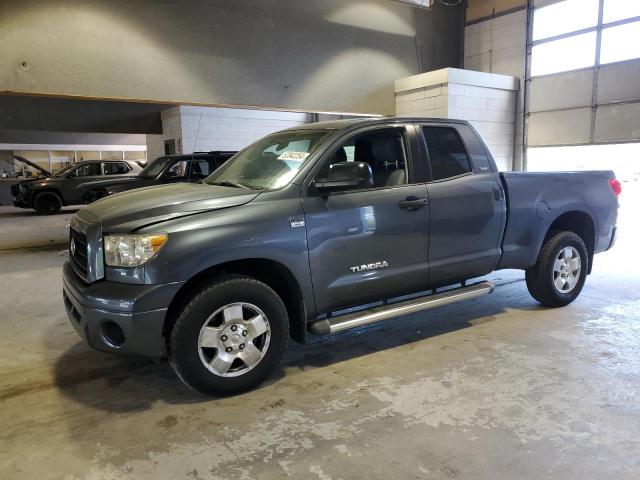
526;231;588;307
168;275;288;395
34;191;62;214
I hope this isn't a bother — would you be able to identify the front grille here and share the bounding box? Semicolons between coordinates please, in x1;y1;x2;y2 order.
70;228;89;279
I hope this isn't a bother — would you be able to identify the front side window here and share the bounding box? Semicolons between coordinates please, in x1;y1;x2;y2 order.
422;127;472;181
315;128;408;190
139;156;172;178
206;130;330;190
71;163;102;177
165;160;188;179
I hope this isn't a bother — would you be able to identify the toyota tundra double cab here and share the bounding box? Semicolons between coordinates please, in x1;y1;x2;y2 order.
62;118;620;395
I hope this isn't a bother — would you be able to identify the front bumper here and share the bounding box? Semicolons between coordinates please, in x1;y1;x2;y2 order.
62;261;183;358
12;192;32;209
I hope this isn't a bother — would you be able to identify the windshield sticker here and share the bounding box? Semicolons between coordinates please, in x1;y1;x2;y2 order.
277;151;309;161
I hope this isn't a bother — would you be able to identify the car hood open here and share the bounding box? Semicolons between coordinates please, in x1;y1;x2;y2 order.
13;155;51;177
81;182;261;231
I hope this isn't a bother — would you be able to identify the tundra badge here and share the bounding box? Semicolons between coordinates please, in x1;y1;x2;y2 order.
350;261;389;273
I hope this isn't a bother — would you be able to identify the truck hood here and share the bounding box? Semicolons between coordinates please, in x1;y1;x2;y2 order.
81;182;261;231
18;177;60;188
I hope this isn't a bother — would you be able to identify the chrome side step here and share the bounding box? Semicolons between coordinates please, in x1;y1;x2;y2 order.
308;281;495;335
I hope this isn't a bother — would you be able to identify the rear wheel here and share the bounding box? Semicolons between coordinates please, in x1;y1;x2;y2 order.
168;275;288;395
526;231;588;307
34;192;62;214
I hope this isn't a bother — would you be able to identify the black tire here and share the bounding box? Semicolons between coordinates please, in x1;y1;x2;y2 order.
525;231;588;307
168;275;289;396
34;191;62;214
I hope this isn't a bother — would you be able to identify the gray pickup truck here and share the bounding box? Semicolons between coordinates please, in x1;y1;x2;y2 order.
62;118;620;395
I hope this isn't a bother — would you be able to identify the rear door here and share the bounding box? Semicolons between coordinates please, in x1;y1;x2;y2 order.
302;124;430;314
418;123;506;285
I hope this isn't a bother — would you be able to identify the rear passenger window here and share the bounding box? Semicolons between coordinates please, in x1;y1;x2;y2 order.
72;163;102;177
190;160;210;179
423;127;472;181
104;162;130;175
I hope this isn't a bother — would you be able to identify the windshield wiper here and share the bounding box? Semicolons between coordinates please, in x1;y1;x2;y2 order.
208;180;250;189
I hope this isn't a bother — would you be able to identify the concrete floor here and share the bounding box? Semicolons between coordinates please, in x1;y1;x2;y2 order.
0;206;77;250
0;186;638;480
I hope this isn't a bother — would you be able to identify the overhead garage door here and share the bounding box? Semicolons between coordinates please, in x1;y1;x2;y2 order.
526;0;640;148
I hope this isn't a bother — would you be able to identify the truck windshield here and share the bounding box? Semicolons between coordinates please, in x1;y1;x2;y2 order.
139;156;172;178
205;130;330;190
53;164;78;176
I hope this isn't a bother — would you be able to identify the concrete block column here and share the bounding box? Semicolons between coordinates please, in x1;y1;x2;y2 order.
395;68;520;171
148;105;313;158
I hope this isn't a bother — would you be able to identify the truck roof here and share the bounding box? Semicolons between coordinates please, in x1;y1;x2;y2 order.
282;117;473;132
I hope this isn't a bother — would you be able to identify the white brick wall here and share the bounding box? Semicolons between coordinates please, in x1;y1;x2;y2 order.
154;106;313;155
395;68;518;171
464;10;526;170
145;134;164;160
179;106;312;154
464;10;526;78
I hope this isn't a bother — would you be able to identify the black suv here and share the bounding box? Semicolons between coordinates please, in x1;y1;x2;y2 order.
82;151;236;201
11;157;143;214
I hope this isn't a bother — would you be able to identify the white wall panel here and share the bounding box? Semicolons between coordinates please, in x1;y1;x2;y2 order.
597;60;640;105
464;11;525;169
595;103;640;143
527;108;592;146
529;69;594;112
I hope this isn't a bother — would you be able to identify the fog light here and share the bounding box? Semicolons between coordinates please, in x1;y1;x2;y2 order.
101;321;125;348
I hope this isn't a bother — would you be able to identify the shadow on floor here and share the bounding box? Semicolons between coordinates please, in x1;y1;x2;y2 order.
0;207;79;218
49;280;535;413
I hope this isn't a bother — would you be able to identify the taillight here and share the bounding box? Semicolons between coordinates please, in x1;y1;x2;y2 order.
609;178;622;197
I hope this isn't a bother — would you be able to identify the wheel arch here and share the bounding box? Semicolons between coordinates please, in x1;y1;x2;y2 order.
543;210;596;273
163;258;308;345
33;188;64;208
34;188;63;199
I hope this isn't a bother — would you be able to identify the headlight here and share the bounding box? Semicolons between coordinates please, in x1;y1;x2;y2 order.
104;234;168;267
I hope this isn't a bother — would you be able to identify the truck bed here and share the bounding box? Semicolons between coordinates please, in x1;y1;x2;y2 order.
497;170;618;270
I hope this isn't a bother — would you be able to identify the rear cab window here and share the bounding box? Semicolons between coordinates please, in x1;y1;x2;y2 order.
422;127;473;181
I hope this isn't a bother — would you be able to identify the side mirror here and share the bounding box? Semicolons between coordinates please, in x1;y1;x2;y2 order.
313;161;373;192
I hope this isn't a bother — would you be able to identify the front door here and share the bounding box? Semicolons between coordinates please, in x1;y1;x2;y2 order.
161;158;190;183
302;126;430;314
66;162;104;203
